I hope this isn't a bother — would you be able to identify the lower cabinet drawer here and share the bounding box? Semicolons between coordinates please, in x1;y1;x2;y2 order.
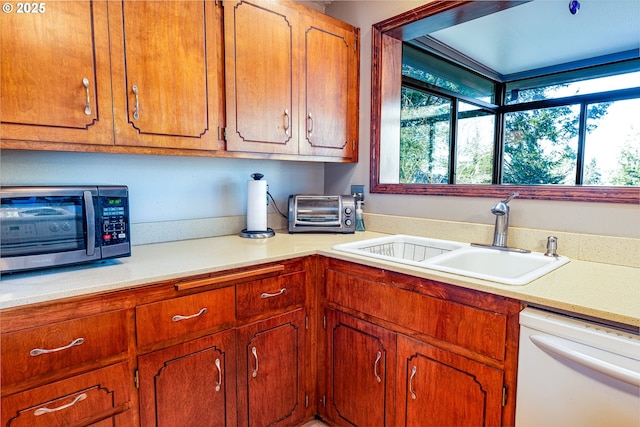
1;362;131;427
136;286;235;349
1;310;129;387
236;270;306;319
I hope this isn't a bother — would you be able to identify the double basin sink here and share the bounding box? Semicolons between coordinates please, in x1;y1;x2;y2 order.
333;235;570;285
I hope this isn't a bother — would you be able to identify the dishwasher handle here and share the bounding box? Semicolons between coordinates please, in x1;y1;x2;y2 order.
530;334;640;387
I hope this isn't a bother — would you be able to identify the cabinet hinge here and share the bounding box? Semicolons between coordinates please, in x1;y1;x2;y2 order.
502;385;508;407
354;32;358;52
218;126;226;141
134;369;139;389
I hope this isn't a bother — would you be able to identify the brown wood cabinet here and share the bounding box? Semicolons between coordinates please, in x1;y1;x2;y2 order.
0;0;114;146
224;0;359;161
237;309;308;427
137;330;237;427
324;309;396;427
319;257;521;427
0;295;135;427
396;335;505;427
108;0;225;151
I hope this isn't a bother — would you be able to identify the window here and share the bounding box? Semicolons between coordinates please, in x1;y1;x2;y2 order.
394;45;640;189
371;0;640;204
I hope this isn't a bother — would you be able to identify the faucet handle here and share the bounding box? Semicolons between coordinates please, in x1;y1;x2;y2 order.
545;236;558;257
502;192;519;204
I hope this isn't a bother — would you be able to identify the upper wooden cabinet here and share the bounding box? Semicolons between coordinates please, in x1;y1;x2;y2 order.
108;0;225;151
224;0;359;161
0;1;114;146
299;14;359;159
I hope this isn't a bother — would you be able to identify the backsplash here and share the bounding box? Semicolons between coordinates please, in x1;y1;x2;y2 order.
131;212;639;268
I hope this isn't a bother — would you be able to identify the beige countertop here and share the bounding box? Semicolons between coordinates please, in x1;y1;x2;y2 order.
1;231;639;328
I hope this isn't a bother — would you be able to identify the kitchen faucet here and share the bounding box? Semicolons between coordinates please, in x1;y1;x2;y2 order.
472;192;530;253
491;192;518;247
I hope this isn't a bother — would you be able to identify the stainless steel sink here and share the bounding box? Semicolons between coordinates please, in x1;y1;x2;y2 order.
333;235;569;285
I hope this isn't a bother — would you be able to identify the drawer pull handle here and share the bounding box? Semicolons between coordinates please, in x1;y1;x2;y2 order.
30;337;85;357
215;358;222;392
374;351;382;383
172;307;207;322
132;85;140;120
409;365;417;400
34;393;87;416
251;346;259;378
82;78;91;115
261;288;287;299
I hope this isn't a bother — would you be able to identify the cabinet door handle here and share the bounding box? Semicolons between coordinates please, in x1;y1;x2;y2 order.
261;288;286;299
82;78;91;115
374;350;382;383
172;307;207;322
307;112;314;136
214;358;222;392
132;85;140;120
34;393;87;416
251;346;259;378
30;337;85;357
284;108;290;136
409;365;417;400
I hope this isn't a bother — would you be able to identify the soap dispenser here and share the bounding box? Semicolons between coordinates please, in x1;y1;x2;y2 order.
355;200;365;231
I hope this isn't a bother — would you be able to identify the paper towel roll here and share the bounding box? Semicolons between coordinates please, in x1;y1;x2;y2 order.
247;179;268;231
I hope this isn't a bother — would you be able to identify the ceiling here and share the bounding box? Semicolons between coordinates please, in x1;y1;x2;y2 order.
416;0;640;79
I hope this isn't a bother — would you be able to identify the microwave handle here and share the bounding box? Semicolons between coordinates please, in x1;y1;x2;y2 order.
83;191;96;256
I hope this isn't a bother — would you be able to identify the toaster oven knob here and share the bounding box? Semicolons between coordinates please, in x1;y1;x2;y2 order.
345;219;352;226
344;207;352;215
49;222;60;232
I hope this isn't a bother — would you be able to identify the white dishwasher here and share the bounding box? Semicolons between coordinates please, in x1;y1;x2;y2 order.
515;307;640;427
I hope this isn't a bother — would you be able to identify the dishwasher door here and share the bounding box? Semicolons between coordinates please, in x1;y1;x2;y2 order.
515;307;640;427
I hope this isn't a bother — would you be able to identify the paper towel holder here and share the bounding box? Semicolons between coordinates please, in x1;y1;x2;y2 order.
240;173;275;238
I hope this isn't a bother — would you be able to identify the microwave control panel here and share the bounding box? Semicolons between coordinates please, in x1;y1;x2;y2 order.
100;196;129;245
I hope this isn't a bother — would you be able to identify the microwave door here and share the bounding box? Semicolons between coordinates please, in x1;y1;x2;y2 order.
0;189;100;271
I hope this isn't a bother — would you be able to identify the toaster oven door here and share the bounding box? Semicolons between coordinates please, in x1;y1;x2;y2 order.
294;196;342;226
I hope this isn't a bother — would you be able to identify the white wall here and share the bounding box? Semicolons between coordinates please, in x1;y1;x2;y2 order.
324;0;640;238
0;150;324;225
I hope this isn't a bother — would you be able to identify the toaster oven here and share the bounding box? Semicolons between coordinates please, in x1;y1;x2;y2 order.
288;195;355;233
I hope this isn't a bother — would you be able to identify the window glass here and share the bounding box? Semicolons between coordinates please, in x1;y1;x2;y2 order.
456;102;495;184
506;69;640;104
400;87;451;183
503;105;580;185
402;45;495;103
584;98;640;186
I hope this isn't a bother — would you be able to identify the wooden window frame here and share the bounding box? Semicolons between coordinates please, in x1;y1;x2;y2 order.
370;0;639;204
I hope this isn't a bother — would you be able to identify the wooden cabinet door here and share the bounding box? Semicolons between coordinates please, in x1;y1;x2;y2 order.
138;330;237;427
108;0;224;150
324;309;396;427
237;309;306;427
224;0;299;155
396;335;504;427
299;16;358;160
0;0;114;145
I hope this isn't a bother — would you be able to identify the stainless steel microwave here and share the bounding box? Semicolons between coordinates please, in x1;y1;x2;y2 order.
1;186;131;274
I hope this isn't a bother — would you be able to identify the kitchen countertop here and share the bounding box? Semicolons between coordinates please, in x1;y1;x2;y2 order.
1;231;639;328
